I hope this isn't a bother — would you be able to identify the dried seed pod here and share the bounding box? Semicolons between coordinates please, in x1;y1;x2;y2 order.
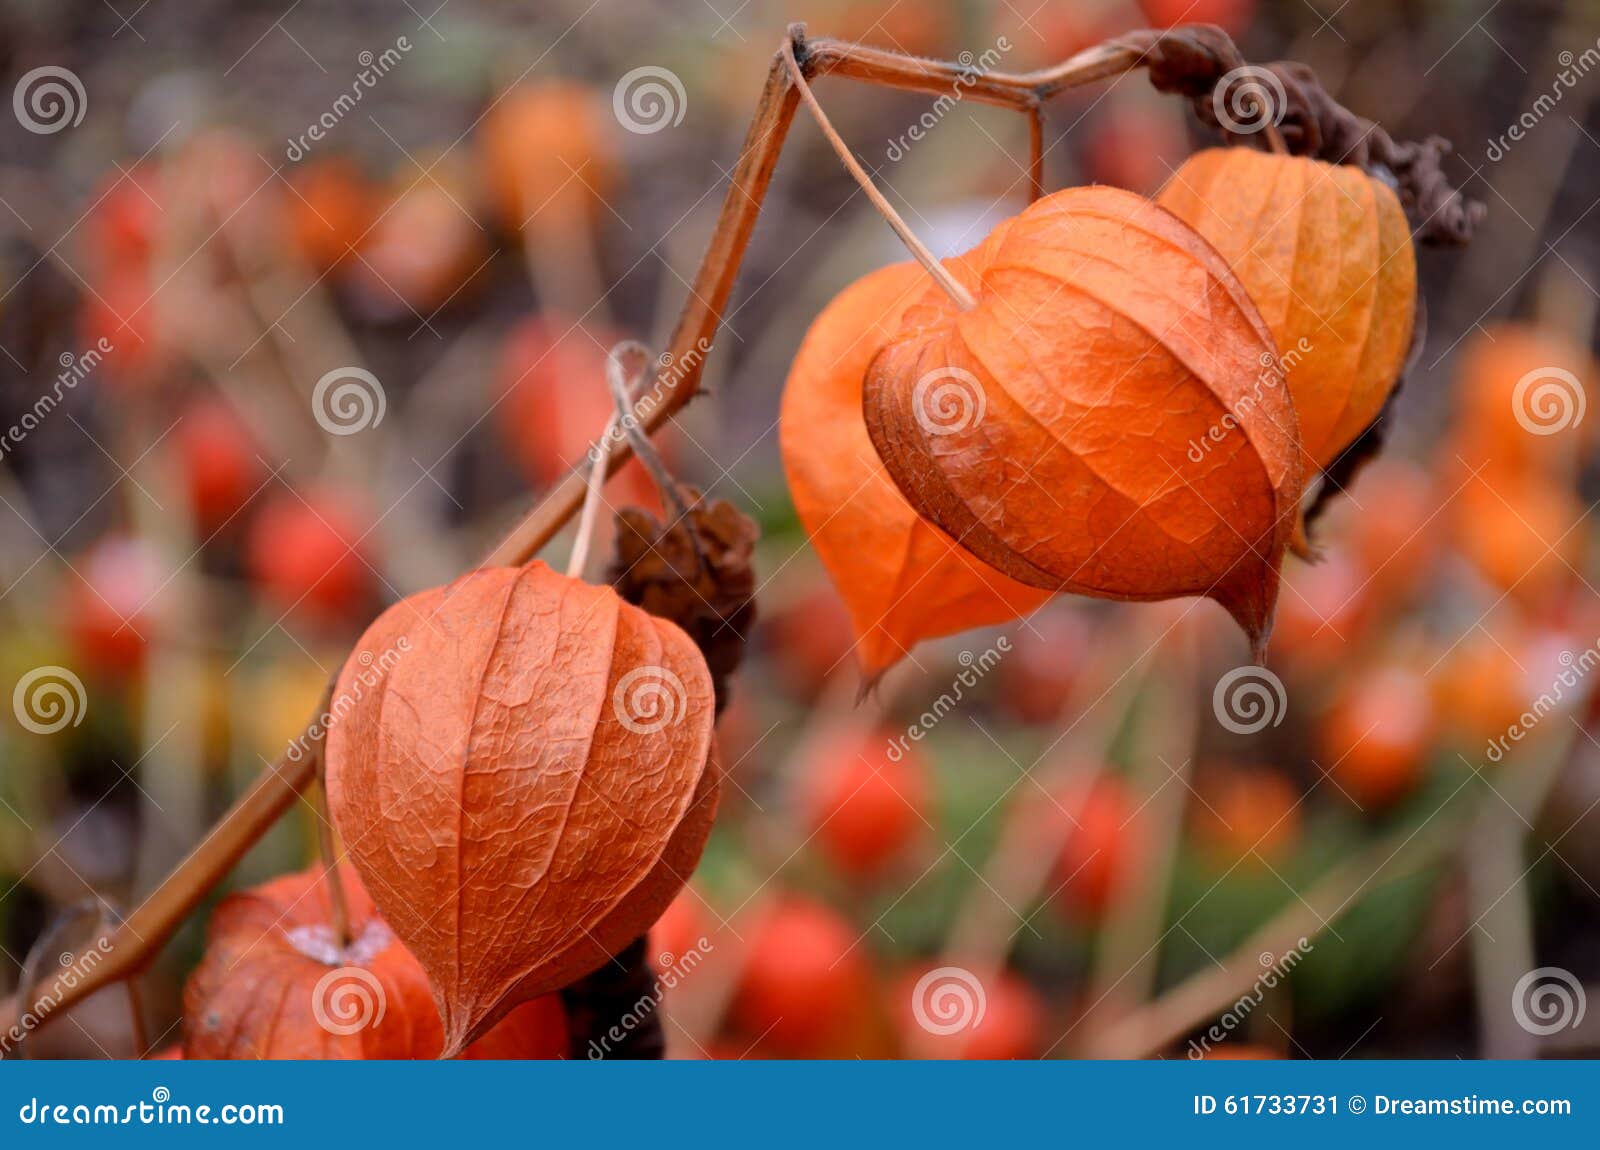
863;186;1301;658
782;262;1050;682
1158;148;1417;478
325;561;718;1056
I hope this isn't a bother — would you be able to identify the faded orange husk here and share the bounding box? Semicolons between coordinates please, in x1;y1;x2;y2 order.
781;262;1051;683
325;561;719;1056
1159;148;1417;499
863;186;1302;661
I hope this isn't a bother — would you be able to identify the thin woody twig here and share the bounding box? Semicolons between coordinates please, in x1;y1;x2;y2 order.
781;38;976;311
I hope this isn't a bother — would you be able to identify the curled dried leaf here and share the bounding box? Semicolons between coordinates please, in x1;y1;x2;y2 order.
608;486;758;714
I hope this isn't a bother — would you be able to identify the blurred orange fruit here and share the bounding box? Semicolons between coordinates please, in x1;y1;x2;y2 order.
730;896;874;1056
286;157;377;272
650;887;709;979
493;314;664;506
478;81;615;233
798;727;927;878
763;583;857;700
995;609;1093;725
1084;100;1188;195
1200;1043;1282;1059
891;966;1042;1059
79;265;163;386
1140;0;1255;33
1273;551;1370;671
1452;473;1581;606
1052;775;1142;920
1192;763;1301;864
1319;666;1434;807
1450;323;1595;478
245;489;372;624
1337;459;1441;607
174;396;260;532
84;166;161;272
62;535;163;678
348;168;486;318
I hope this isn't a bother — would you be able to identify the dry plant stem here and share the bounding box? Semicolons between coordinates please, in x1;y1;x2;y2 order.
938;616;1161;975
1082;800;1469;1058
781;40;976;311
0;22;1388;1044
567;416;621;580
1083;702;1592;1059
1083;633;1198;1024
1468;813;1536;1058
313;785;353;950
566;341;654;579
1027;104;1045;203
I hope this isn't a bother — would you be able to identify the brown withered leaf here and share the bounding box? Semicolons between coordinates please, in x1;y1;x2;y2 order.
607;487;757;714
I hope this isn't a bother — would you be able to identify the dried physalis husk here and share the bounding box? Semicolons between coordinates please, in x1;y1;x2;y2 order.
325;561;718;1055
782;262;1050;684
1159;148;1417;503
863;186;1301;659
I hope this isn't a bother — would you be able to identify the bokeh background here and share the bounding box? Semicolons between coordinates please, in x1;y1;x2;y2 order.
1;0;1599;1059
